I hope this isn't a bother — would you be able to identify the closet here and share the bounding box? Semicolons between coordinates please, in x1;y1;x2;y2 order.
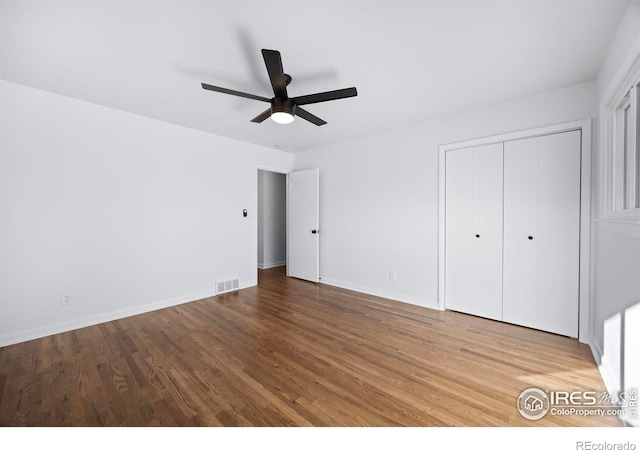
444;130;581;338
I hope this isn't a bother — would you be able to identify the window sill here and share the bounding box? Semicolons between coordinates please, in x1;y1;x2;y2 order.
596;215;640;225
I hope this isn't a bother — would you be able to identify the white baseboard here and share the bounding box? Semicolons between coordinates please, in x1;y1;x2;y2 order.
0;281;256;348
589;337;619;395
319;277;439;310
257;261;286;270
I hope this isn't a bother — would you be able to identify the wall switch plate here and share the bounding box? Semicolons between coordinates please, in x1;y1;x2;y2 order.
390;272;397;281
61;292;73;306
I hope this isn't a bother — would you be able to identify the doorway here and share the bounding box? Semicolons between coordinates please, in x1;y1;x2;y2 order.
257;169;287;276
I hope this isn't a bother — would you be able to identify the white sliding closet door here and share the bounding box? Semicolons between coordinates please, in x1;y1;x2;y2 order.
503;131;581;337
445;143;503;320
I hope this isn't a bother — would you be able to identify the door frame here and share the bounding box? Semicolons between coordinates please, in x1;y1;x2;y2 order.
437;119;593;343
254;165;290;283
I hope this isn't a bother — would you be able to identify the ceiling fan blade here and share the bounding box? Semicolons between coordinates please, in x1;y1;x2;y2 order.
201;83;271;102
251;108;272;123
295;107;327;126
293;87;358;106
261;49;288;98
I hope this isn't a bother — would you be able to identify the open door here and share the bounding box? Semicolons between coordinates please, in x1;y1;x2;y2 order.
287;169;319;282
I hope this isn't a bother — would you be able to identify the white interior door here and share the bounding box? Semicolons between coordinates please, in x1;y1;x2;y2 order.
537;131;581;337
471;143;504;320
287;168;319;282
503;131;581;337
445;148;474;313
503;138;539;329
445;143;503;320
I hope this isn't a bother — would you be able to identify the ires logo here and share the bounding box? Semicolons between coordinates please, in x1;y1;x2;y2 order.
549;391;598;406
517;387;637;421
517;388;550;420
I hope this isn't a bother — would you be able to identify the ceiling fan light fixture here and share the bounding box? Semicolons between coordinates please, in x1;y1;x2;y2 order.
271;111;295;124
271;98;296;125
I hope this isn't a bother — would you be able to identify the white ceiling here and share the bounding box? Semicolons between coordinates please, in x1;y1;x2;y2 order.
0;1;628;154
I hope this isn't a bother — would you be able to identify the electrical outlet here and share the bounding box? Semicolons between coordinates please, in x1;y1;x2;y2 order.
389;272;397;281
61;292;73;307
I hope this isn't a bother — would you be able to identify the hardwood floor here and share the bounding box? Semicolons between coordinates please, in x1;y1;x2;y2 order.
0;267;619;426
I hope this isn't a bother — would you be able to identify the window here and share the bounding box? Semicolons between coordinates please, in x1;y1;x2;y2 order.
614;82;640;212
599;40;640;232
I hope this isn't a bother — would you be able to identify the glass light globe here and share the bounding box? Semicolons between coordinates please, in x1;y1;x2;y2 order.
271;112;295;124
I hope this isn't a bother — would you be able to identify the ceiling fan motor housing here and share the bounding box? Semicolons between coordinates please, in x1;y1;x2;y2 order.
272;97;296;116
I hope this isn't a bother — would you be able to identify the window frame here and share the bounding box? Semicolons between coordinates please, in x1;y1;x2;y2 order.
599;49;640;229
613;83;640;214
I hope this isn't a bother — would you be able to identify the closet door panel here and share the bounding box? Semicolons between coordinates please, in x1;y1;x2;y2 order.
537;131;581;337
503;138;539;329
470;143;504;321
445;148;473;314
445;144;503;320
503;131;581;337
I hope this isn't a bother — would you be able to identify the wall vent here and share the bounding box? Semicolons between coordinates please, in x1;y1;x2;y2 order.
216;277;240;295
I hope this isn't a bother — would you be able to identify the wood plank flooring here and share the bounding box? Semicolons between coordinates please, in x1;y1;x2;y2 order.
0;267;619;426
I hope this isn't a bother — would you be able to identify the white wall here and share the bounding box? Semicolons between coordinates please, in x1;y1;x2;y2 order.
257;170;286;269
294;81;597;308
592;2;640;425
597;1;640;101
0;80;293;347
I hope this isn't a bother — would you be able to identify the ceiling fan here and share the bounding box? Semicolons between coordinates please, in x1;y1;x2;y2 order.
201;49;357;126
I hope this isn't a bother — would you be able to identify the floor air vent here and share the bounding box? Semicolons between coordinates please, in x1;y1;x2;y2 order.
216;278;240;294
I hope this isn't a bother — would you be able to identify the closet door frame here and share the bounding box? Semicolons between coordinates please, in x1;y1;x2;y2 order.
438;119;592;343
